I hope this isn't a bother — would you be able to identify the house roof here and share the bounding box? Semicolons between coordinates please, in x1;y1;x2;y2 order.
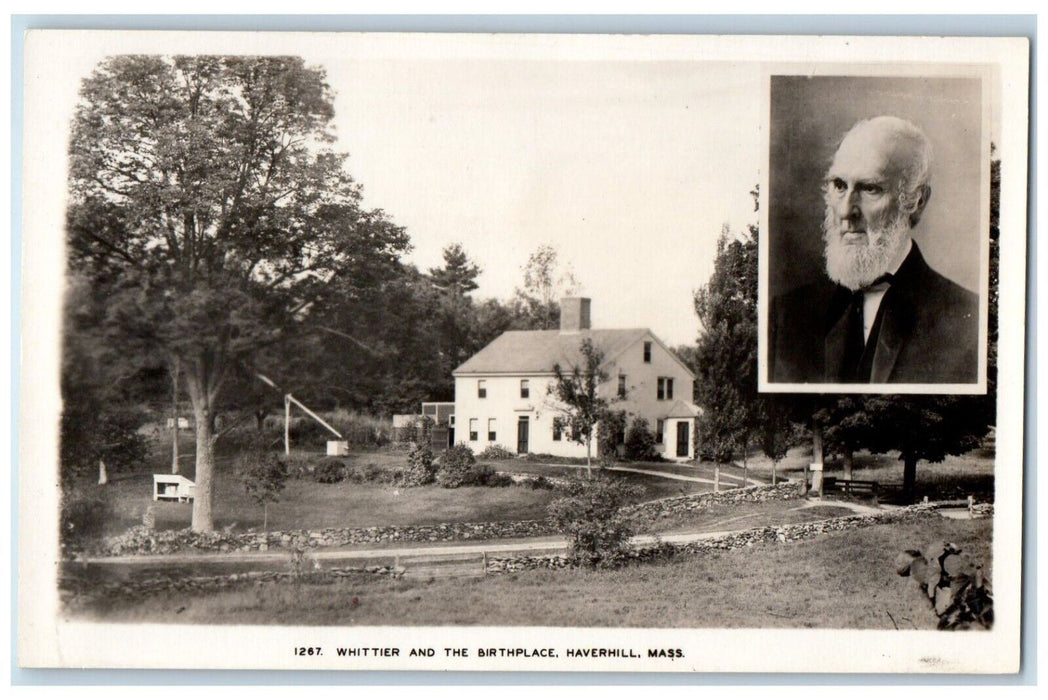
454;328;692;377
660;400;702;419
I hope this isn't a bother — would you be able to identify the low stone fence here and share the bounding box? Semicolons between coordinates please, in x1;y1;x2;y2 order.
485;501;990;574
92;482;802;557
624;481;801;521
95;519;560;557
69;501;993;602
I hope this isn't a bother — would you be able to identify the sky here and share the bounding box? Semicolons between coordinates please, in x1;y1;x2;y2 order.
33;33;1009;349
307;54;764;346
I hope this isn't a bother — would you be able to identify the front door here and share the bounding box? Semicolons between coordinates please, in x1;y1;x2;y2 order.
676;421;689;458
517;417;530;454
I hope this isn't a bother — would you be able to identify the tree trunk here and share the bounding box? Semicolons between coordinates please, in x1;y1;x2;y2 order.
585;431;593;479
98;459;108;485
903;454;919;503
263;503;268;533
771;460;777;486
714;466;720;492
842;449;854;480
255;409;267;434
171;358;180;475
742;449;748;489
187;372;218;533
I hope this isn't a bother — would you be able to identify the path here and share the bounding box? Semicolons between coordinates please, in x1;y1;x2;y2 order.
536;463;765;487
77;497;879;568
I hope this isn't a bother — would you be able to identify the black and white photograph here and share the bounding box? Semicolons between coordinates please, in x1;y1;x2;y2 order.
16;31;1028;674
761;72;991;392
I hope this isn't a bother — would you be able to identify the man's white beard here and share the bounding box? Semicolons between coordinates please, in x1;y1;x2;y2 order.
823;208;910;291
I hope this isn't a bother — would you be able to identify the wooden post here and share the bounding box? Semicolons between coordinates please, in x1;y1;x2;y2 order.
171;357;180;475
284;394;291;456
811;421;825;498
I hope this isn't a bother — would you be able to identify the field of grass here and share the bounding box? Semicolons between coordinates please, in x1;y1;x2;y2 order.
68;513;992;629
90;448;558;535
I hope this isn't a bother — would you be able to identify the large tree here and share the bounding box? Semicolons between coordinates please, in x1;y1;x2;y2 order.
693;221;760;463
66;56;408;531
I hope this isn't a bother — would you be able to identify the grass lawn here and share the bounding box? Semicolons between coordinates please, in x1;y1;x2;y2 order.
642;500;856;536
92;449;557;535
67;513;992;629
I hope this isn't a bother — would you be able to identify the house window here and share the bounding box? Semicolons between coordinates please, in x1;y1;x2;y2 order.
667;377;674;400
617;374;627;398
477;380;487;398
656;419;664;444
520;379;530;399
449;415;455;427
488;418;497;442
643;341;652;363
469;418;479;442
657;377;674;401
552;417;563;441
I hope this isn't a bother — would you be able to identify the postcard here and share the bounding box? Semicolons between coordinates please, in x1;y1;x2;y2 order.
17;30;1029;673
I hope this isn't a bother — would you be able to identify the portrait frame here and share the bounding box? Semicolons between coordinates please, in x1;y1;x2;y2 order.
757;64;995;394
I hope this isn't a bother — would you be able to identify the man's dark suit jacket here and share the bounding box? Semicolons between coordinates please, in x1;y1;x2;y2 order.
768;243;979;384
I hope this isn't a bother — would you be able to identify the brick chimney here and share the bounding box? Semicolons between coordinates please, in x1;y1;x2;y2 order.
559;297;591;333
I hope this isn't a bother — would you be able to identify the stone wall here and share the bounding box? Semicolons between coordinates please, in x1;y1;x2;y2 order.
72;501;993;601
93;482;807;557
95;482;801;557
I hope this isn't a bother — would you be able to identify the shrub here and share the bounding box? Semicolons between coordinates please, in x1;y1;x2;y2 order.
435;444;478;488
402;442;437;486
478;444;514;461
482;470;515;488
60;489;110;550
596;410;628;466
313;458;348;484
624;417;659;461
521;475;556;490
548;476;642;568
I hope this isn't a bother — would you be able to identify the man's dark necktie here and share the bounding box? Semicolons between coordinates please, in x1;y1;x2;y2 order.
838;273;893;382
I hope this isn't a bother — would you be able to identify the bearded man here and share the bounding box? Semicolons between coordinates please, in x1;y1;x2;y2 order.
768;116;979;384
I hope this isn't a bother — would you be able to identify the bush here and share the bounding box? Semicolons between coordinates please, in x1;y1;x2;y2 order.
434;445;513;488
402;442;437;486
313;458;348;484
279;453;324;479
521;475;556;490
435;444;478;488
478;444;514;461
596;410;628;466
483;470;515;488
61;489;110;550
624;417;659;461
548;476;642;568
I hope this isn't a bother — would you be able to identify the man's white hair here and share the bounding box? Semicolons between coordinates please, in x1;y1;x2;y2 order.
841;115;933;225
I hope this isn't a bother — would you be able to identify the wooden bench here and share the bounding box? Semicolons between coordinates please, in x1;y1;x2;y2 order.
826;478;879;497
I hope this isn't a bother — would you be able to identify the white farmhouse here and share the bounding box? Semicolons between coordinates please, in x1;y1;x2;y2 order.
452;297;701;461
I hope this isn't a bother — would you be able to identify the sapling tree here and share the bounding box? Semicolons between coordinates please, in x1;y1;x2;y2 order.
236;447;288;533
549;338;610;477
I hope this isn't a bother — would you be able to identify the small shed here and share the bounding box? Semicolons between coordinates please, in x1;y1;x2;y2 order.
153;474;196;503
421;402;455;426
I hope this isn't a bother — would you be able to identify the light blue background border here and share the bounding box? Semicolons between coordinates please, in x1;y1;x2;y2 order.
9;13;1037;686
